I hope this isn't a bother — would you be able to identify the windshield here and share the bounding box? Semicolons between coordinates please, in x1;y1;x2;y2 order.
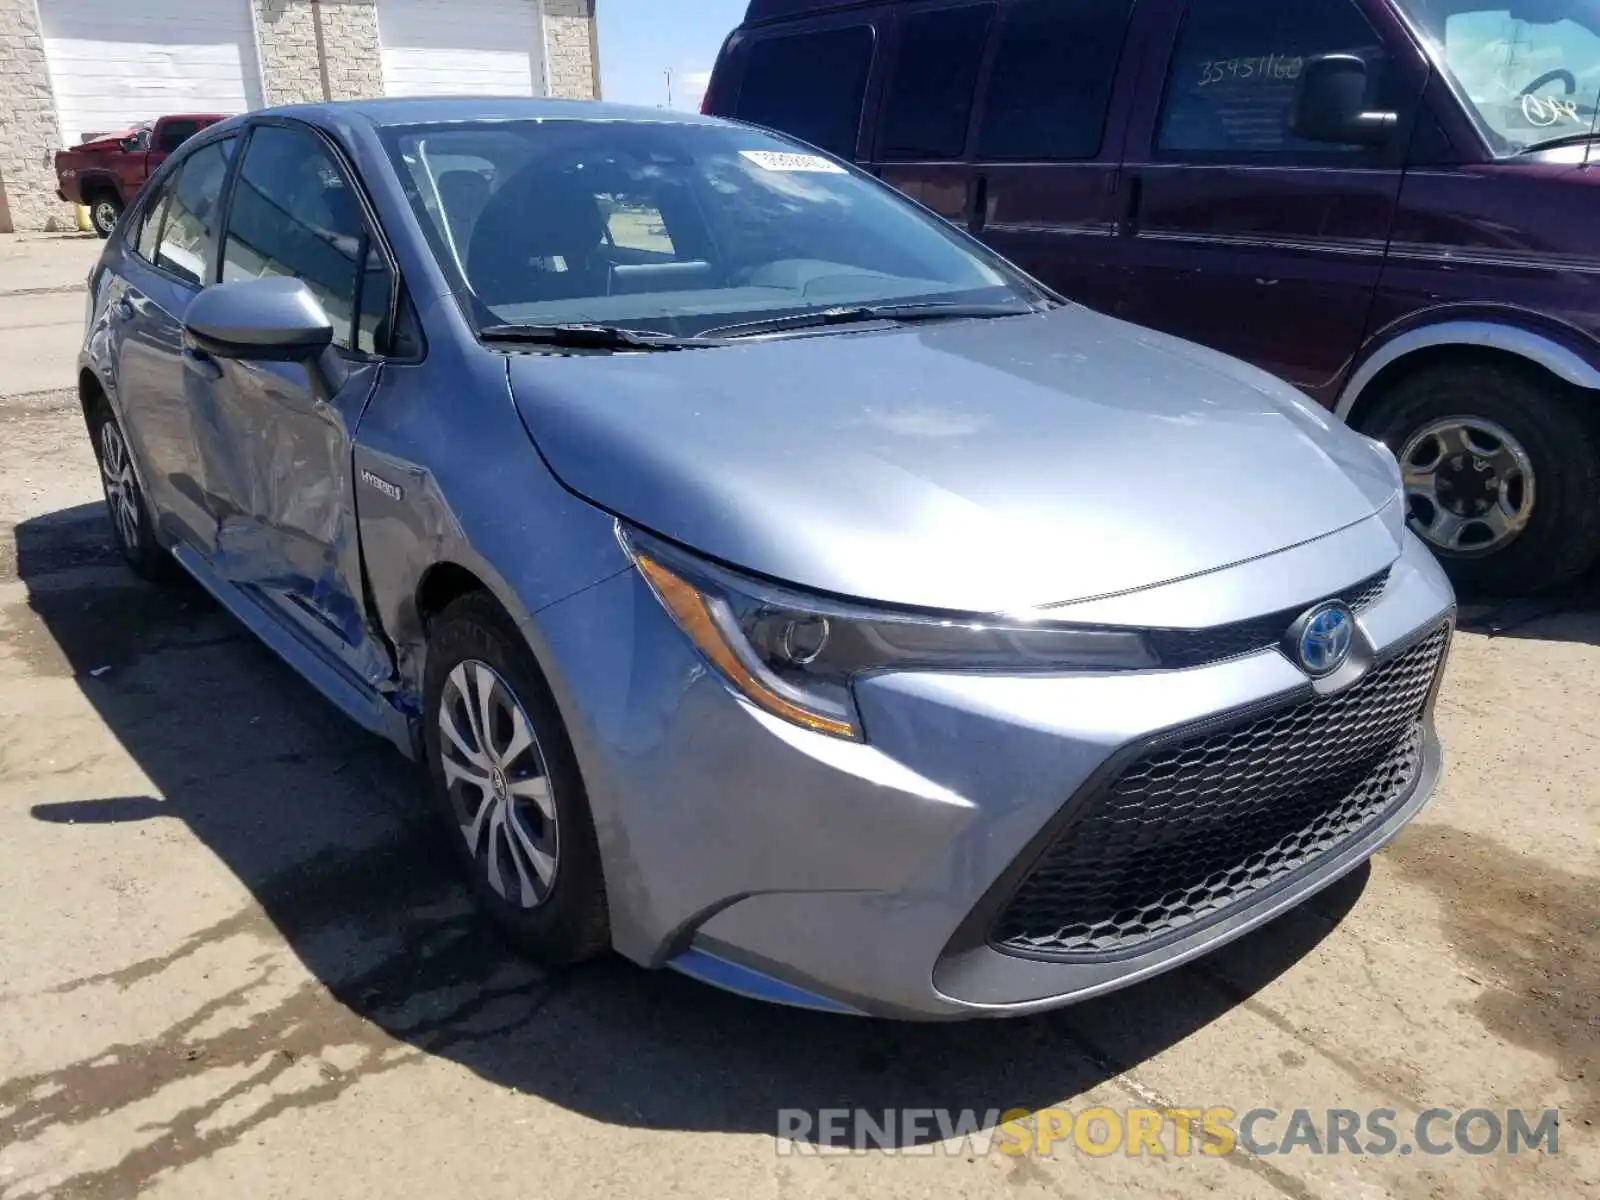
1397;0;1600;152
380;119;1039;337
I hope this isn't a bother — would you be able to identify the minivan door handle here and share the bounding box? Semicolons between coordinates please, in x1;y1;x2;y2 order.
1121;173;1144;237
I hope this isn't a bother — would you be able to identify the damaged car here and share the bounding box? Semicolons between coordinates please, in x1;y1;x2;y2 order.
79;98;1455;1019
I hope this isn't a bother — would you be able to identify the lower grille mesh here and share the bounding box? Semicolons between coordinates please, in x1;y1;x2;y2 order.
993;625;1449;959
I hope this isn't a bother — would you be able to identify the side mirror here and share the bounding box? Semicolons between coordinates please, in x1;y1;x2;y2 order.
184;277;334;362
1290;54;1398;146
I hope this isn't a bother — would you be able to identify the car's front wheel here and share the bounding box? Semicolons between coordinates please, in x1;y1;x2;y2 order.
422;593;610;964
89;401;172;580
88;192;122;239
1361;361;1600;594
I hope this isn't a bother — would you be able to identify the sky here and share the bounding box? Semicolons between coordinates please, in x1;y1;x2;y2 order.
596;0;750;112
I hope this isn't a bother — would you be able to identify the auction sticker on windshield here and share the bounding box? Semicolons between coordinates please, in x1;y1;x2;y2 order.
740;150;846;174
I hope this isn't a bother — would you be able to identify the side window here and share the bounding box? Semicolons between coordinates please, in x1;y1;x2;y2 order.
222;125;393;355
879;4;996;161
736;25;876;158
132;189;172;263
1157;0;1388;157
976;0;1137;161
154;138;236;286
156;119;203;154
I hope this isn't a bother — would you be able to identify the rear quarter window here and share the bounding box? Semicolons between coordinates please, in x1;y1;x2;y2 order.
734;24;876;159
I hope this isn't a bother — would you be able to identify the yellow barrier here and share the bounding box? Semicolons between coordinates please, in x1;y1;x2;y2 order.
76;204;92;233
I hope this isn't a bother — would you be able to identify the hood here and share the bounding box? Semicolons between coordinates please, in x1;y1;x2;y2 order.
73;126;144;150
507;306;1399;613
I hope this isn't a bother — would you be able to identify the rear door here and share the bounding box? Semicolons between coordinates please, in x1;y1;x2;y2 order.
1118;0;1427;405
964;0;1150;315
208;120;399;688
719;6;893;162
871;1;997;225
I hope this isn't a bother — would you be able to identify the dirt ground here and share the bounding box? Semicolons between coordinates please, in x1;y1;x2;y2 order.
0;233;1595;1200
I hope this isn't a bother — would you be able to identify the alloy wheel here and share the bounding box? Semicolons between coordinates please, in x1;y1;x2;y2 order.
99;420;143;553
1399;416;1536;557
92;200;119;236
438;660;560;909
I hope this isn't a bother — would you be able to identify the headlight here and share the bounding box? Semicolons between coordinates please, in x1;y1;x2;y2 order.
623;527;1156;741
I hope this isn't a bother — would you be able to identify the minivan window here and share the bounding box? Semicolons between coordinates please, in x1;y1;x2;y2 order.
735;25;876;158
879;3;997;160
222;125;393;354
1157;0;1388;156
152;138;236;285
1394;1;1600;153
383;120;1041;337
976;0;1137;160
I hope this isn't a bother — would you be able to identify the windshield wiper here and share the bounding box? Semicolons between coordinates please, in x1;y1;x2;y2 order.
479;323;722;351
699;301;1040;341
1516;130;1600;155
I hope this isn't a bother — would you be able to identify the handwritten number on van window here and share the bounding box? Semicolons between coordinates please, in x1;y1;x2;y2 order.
1198;55;1304;88
1520;94;1582;127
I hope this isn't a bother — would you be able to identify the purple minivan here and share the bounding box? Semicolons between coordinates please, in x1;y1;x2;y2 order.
706;0;1600;592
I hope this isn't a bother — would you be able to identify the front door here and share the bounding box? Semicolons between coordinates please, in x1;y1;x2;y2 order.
207;121;398;689
1118;0;1427;406
108;135;238;556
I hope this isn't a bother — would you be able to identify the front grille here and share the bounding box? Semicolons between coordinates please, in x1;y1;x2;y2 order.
1147;568;1390;670
992;624;1449;959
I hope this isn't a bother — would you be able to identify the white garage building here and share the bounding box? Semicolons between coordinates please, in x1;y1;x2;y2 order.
0;0;600;231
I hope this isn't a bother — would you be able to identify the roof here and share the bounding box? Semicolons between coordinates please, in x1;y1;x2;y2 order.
257;96;727;129
743;0;879;24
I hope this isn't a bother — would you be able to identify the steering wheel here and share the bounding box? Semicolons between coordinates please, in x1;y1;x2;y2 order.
1520;68;1578;97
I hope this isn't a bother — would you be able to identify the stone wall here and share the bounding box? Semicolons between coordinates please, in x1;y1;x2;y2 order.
0;0;74;232
544;0;600;100
254;0;325;107
318;0;385;103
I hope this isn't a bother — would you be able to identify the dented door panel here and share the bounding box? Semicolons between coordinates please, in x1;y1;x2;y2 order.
203;353;392;689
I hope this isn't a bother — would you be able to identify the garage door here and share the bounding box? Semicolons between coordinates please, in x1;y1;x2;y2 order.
37;0;263;147
379;0;548;97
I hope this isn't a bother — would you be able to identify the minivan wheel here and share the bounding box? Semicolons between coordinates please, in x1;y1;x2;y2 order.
1360;362;1600;593
89;401;174;580
422;593;610;964
89;193;122;238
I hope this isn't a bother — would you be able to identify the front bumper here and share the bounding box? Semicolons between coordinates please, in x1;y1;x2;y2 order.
532;522;1455;1020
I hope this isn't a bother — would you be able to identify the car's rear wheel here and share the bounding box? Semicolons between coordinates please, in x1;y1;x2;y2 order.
1360;361;1600;594
89;400;173;580
88;192;122;239
422;593;610;964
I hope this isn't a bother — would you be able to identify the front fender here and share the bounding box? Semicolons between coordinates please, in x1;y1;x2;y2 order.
1337;311;1600;421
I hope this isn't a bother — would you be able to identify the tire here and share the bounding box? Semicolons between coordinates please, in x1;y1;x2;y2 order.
422;592;610;964
88;398;175;581
1358;361;1600;594
88;191;122;239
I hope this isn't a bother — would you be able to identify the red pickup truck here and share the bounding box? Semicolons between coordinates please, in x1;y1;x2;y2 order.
55;114;227;237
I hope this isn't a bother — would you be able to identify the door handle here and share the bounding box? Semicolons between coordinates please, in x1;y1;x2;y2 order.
182;346;223;382
970;173;990;234
112;295;135;320
1121;174;1144;237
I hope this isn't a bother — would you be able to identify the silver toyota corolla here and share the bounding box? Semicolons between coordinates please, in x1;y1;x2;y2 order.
80;98;1454;1019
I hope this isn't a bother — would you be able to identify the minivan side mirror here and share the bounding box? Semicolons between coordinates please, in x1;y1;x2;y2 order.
184;277;335;363
1290;54;1399;146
